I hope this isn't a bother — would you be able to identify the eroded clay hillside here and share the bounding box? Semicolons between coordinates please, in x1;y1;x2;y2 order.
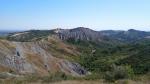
0;36;88;76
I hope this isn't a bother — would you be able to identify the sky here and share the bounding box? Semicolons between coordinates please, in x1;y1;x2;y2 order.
0;0;150;31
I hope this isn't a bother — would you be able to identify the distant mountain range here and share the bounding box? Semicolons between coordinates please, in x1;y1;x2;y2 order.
0;31;11;36
100;29;150;42
6;27;150;43
0;30;22;36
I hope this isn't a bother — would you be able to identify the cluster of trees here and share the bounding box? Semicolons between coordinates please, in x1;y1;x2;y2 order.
67;39;150;81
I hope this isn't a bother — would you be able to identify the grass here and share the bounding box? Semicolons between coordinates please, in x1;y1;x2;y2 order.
0;79;149;84
0;73;149;84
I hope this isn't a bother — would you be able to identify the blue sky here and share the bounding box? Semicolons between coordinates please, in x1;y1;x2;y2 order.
0;0;150;31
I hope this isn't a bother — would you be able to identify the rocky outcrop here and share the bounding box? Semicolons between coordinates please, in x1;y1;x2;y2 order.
0;38;88;76
58;60;88;76
56;27;103;41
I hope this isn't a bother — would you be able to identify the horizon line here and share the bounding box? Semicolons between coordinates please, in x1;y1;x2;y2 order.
0;27;150;32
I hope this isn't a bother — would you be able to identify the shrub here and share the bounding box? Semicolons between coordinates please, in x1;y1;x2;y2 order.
104;65;134;82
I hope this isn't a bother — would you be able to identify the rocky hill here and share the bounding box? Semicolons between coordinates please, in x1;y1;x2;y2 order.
56;27;104;41
7;27;111;43
7;28;150;43
0;36;88;76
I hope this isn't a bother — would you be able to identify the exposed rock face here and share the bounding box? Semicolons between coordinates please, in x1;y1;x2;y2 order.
57;27;103;41
0;39;88;76
59;60;88;76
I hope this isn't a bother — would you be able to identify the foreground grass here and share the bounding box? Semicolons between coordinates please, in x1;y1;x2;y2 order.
0;79;149;84
51;80;149;84
0;72;149;84
0;75;149;84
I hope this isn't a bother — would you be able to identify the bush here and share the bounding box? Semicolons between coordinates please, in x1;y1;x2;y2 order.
104;65;134;82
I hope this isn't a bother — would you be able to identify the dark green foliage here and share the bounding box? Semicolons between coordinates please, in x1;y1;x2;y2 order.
118;44;150;74
66;38;150;80
104;65;134;82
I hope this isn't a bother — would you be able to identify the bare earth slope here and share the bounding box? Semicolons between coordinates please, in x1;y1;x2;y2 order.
0;36;88;76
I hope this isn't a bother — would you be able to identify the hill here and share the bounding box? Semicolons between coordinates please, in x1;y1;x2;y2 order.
0;36;89;77
0;27;149;83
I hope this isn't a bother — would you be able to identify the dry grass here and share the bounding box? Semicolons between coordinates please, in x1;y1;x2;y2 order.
25;53;49;76
46;36;80;59
41;80;149;84
0;65;11;72
51;80;102;84
0;77;149;84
